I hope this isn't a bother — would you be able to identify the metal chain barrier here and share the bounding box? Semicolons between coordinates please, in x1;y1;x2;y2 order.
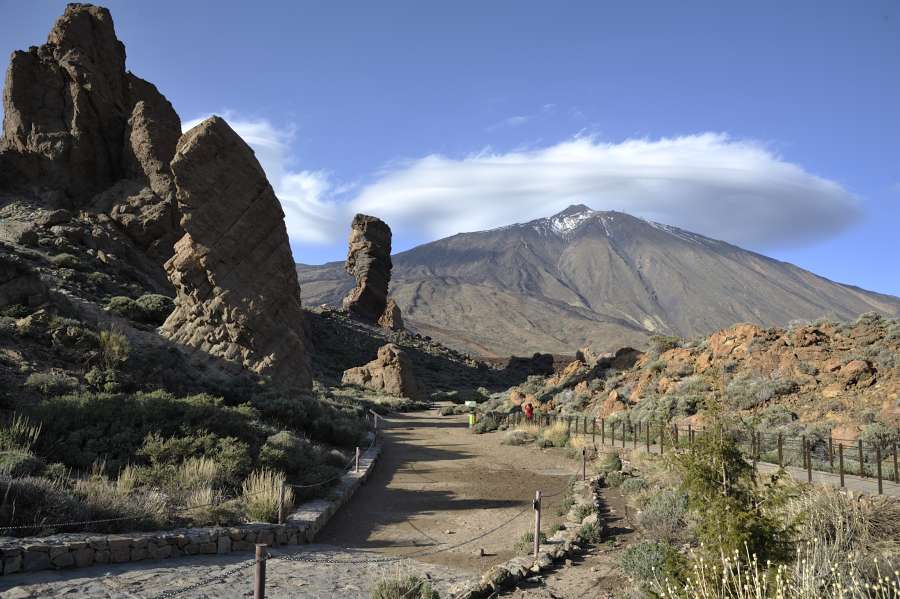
149;558;258;599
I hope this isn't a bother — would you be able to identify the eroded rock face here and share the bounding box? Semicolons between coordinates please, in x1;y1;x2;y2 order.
341;343;424;399
0;3;181;259
161;116;312;390
378;297;404;331
342;214;393;322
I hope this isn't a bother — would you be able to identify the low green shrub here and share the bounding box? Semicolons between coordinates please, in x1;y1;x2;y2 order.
24;372;79;396
49;253;81;269
725;376;799;410
0;476;89;533
597;452;622;474
514;530;547;554
106;296;144;321
501;430;535;446
574;503;595;521
135;294;175;325
0;450;45;477
578;521;604;544
371;575;440;599
620;540;683;588
472;414;499;434
637;488;689;541
620;477;649;494
439;405;455;416
604;472;626;488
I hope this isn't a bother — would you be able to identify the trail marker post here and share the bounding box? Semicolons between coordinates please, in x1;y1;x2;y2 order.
858;440;865;478
355;447;360;473
533;490;542;560
805;439;812;483
828;436;834;472
277;483;285;525
254;544;267;599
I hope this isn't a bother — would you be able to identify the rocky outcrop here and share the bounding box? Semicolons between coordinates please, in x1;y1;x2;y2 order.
341;343;424;399
378;298;403;331
0;3;181;259
342;214;396;324
161;116;312;390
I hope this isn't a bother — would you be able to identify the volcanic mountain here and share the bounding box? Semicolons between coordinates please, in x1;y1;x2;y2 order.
297;205;900;357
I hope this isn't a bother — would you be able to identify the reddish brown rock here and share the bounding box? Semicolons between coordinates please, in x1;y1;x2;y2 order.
161;116;311;390
0;4;181;258
378;297;404;331
341;343;424;400
342;214;393;322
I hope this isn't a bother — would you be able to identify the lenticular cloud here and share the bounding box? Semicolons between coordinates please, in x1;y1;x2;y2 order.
350;133;860;250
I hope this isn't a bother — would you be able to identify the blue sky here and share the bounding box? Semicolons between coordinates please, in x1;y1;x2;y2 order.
2;1;898;296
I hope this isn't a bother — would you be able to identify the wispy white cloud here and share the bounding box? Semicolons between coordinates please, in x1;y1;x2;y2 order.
182;115;862;255
486;114;532;132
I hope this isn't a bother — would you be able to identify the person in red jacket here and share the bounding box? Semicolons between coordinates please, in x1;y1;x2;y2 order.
523;402;534;421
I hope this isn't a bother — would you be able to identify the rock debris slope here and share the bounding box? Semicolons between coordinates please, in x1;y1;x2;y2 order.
161;116;312;390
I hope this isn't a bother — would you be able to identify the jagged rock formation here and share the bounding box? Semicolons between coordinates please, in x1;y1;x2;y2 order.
342;214;401;326
341;343;425;400
161;116;312;390
0;3;181;260
378;297;403;331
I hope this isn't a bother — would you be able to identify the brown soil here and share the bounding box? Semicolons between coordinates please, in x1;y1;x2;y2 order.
318;405;579;572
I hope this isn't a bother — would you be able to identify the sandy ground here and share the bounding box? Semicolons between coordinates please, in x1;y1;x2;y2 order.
0;407;585;598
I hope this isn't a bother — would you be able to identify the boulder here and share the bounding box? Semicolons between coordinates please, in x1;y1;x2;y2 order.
161;116;312;390
341;343;425;399
377;297;404;330
342;214;392;322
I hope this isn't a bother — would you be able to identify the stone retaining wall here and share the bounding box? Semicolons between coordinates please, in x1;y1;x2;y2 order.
0;444;380;577
449;475;604;599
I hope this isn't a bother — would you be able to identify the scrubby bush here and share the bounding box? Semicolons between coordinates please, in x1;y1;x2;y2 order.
597;452;622;474
859;422;900;448
0;476;89;533
99;328;130;370
241;469;293;523
24;372;79;395
579;521;604;544
472;414;499;434
620;540;684;589
439;405;455;416
725;375;799;410
0;414;41;451
135;294;174;325
84;367;128;393
620;477;649;494
0;450;45;477
49;253;81;269
647;359;666;374
637;488;689;541
106;296;144;321
371;575;440;599
538;421;569;448
574;503;595;521
502;429;535;446
605;472;626;488
649;335;681;356
514;530;547;554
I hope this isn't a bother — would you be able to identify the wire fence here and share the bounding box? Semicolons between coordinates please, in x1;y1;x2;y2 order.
500;411;900;494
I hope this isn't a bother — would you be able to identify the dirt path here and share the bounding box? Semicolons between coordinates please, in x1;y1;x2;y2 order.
0;406;583;598
498;487;636;599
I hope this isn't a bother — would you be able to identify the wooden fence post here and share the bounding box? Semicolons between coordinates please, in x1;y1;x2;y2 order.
254;544;267;599
801;435;807;470
777;434;783;468
592;419;596;446
533;490;542;560
621;422;626;449
601;419;605;445
646;422;651;453
277;483;285;525
858;439;865;477
876;444;883;495
582;448;587;481
674;425;679;447
355;447;361;473
660;423;665;455
567;417;572;437
632;423;637;450
805;438;812;483
894;442;899;484
688;423;693;448
839;443;845;488
828;436;834;473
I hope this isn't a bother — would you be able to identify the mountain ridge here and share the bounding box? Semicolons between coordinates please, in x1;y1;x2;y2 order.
298;205;900;357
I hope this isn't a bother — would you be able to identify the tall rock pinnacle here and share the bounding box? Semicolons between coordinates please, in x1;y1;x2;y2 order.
161;116;312;390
